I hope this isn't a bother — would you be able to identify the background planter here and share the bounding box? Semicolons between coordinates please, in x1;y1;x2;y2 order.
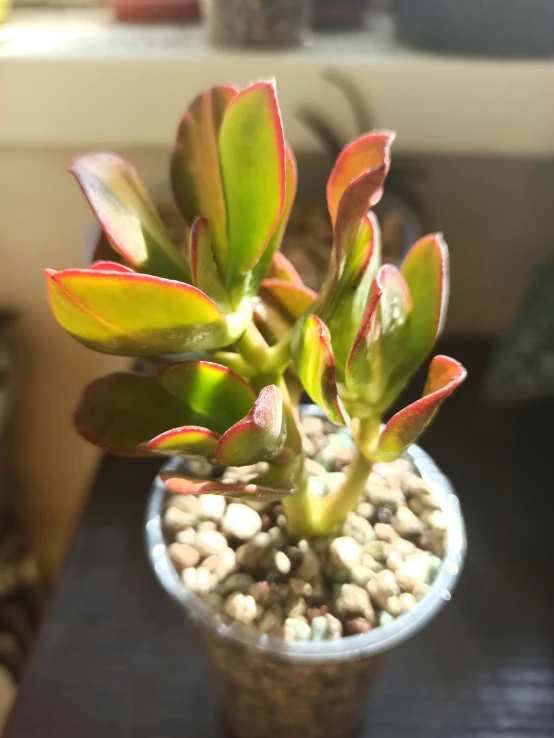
202;0;313;49
314;0;369;30
146;429;466;738
107;0;199;23
394;0;554;58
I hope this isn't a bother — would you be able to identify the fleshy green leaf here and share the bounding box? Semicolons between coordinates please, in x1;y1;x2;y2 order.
326;131;395;225
190;218;229;310
346;265;412;407
45;268;233;357
216;385;287;466
252;145;298;287
71;153;189;282
171;86;237;275
267;252;303;285
371;355;466;461
400;233;449;373
161;472;293;500
220;81;286;286
140;425;220;460
319;213;381;375
159;361;256;436
74;372;187;456
259;279;316;321
291;315;348;426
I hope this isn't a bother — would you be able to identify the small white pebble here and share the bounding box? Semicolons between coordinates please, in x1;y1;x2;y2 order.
224;592;257;625
221;503;262;540
164;507;197;532
167;495;201;516
392;507;424;537
290;578;312;597
398;592;417;613
329;537;362;570
198;494;226;522
374;523;398;542
275;551;291;575
195;530;227;557
386;550;403;572
168;542;200;571
176;528;197;546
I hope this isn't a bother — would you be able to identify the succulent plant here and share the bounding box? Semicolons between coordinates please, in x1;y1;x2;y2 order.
46;80;466;537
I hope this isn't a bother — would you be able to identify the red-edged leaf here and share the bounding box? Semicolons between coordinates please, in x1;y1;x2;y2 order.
161;473;293;500
291;315;348;426
253;145;298;286
140;426;220;460
71;153;189;282
400;233;449;373
45;268;232;357
190;217;229;309
334;164;388;267
159;361;256;436
74;373;188;456
220;81;286;285
326;131;395;225
89;261;134;273
91;230;127;266
267;252;303;285
171;86;237;275
260;279;316;321
216;385;287;467
372;355;467;461
346;265;412;407
318;213;381;375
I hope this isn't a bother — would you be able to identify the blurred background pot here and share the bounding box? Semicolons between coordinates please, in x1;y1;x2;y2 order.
314;0;369;30
107;0;199;23
202;0;313;49
146;432;466;738
394;0;554;58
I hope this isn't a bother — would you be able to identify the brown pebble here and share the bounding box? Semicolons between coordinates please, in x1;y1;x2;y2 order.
168;542;200;571
416;534;431;551
307;605;328;623
285;545;303;573
345;618;373;635
260;513;272;532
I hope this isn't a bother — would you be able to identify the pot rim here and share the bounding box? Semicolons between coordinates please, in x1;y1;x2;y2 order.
145;405;466;664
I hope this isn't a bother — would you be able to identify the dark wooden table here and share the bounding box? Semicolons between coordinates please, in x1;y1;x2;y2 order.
6;339;554;738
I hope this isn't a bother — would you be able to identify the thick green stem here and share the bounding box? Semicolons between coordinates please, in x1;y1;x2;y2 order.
318;449;373;532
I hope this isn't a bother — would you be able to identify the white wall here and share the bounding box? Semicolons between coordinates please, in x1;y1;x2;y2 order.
0;145;552;579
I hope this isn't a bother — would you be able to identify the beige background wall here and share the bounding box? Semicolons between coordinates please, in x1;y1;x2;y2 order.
0;146;552;579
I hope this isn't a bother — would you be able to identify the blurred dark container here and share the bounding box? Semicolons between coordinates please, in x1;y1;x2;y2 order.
314;0;368;29
394;0;554;58
108;0;199;22
202;0;313;49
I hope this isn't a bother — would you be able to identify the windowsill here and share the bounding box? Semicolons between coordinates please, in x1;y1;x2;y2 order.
2;7;554;155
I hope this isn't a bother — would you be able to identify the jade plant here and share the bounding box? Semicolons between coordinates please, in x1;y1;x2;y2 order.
46;80;466;538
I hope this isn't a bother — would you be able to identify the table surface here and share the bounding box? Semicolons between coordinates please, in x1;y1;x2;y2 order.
6;338;554;738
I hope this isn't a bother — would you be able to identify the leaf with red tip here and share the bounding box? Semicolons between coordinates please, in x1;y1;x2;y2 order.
220;81;286;284
253;145;298;287
171;86;237;275
334;164;388;266
90;261;134;273
216;385;287;467
71;153;189;282
161;473;293;500
267;252;303;285
260;279;316;321
141;426;220;460
189;217;229;309
45;268;233;357
159;361;256;436
346;265;412;406
74;373;188;456
318;213;381;375
291;315;348;426
372;355;467;461
326;131;395;225
400;233;449;374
